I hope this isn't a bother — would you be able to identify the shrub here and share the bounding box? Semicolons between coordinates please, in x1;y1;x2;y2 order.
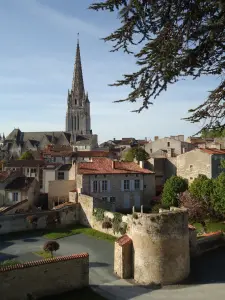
102;221;112;229
43;241;60;258
119;222;127;235
162;176;188;207
132;212;138;219
93;208;105;222
26;215;38;228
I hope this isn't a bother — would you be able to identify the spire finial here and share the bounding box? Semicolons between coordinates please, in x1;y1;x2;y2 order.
77;32;79;44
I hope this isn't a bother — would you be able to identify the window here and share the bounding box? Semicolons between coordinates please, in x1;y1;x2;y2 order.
12;192;18;202
167;142;170;147
93;180;98;193
150;149;152;153
110;196;116;203
31;168;36;174
102;197;108;201
58;172;64;180
134;179;140;190
136;174;139;177
190;164;193;169
102;180;108;192
124;180;130;191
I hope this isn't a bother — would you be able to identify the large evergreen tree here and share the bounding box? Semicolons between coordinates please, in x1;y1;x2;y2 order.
90;1;225;132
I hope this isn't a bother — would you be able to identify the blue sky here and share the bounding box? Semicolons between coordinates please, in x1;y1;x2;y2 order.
0;0;219;143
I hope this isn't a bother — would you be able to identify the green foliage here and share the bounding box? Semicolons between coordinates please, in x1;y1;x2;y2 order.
132;212;138;219
19;151;34;160
211;172;225;215
124;147;149;162
93;208;105;222
162;176;188;207
102;217;112;229
89;1;225;132
112;212;123;234
0;259;21;267
151;203;169;213
220;159;225;170
119;222;127;235
189;175;214;203
43;241;60;258
201;128;225;138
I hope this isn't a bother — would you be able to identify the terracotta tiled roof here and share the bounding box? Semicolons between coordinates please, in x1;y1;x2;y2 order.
0;200;28;214
78;158;154;175
116;234;132;246
199;148;225;155
53;202;76;210
42;150;117;158
0;253;89;272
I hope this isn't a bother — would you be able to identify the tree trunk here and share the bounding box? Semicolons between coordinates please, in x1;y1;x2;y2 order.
51;251;53;258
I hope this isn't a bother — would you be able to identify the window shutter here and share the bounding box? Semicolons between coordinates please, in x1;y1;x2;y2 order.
90;180;94;193
130;180;134;191
100;181;102;192
108;180;111;192
121;180;124;191
140;179;144;191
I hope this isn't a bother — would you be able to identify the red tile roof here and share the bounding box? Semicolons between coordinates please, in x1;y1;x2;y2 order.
199;148;225;155
78;158;153;175
116;234;132;246
0;253;89;272
43;150;117;158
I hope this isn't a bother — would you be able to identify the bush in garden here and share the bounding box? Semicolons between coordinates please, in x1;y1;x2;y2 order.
162;176;188;207
102;221;112;229
43;241;60;258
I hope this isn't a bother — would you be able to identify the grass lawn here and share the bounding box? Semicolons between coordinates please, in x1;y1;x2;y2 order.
0;259;21;267
43;225;117;243
34;251;53;259
193;221;225;233
39;287;106;300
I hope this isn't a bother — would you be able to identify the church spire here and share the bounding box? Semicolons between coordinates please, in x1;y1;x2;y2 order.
71;33;85;106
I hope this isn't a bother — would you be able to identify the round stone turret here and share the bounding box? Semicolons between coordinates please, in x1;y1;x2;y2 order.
127;207;190;285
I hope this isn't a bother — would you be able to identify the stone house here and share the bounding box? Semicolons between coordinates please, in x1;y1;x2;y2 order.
144;135;195;157
42;164;71;193
0;170;22;206
42;149;118;164
186;136;225;150
1;176;40;206
3;159;45;190
177;148;225;183
69;158;155;211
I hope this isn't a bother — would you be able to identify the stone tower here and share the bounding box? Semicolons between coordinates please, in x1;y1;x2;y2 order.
66;38;91;141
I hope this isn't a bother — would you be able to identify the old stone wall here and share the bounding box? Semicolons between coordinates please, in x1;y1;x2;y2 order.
127;207;190;285
176;150;211;182
0;205;78;234
48;180;76;209
0;253;89;300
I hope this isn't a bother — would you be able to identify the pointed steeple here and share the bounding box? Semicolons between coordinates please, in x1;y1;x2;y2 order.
71;34;85;106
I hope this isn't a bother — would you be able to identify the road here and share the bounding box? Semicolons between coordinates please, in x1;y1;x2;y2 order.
1;232;225;300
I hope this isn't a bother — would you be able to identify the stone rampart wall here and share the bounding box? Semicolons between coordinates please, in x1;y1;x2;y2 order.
0;205;78;235
0;253;89;300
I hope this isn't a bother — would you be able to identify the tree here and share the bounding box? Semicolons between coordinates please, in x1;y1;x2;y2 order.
162;176;188;207
211;172;225;215
90;1;225;132
43;241;60;258
189;174;214;203
124;147;149;162
19;151;34;160
201;128;225;138
179;191;208;231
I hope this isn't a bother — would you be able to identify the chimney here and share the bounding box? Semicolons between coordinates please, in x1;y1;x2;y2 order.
139;161;144;168
154;136;159;141
112;160;116;169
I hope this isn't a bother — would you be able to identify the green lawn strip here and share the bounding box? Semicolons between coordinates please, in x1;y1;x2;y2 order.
193;221;225;235
0;259;22;267
34;251;53;259
39;287;106;300
43;226;116;243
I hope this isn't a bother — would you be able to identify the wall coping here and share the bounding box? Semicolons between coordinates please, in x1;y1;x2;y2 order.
0;253;89;273
116;234;132;246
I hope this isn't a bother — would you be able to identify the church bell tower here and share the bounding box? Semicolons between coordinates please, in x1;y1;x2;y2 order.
66;36;91;139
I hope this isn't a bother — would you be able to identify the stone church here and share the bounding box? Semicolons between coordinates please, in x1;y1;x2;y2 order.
0;40;98;160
